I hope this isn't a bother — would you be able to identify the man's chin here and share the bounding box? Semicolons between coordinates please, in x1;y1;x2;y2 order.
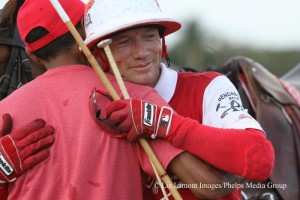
127;78;151;86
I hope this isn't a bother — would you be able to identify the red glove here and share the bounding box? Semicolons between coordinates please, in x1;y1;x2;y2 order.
103;99;274;181
105;99;173;141
89;89;128;138
0;113;12;199
0;113;55;183
1;114;12;137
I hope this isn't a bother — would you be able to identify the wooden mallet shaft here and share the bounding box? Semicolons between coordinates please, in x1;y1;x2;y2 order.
98;39;182;200
49;0;182;200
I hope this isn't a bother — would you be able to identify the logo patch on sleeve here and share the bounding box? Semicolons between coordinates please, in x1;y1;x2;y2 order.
216;91;244;118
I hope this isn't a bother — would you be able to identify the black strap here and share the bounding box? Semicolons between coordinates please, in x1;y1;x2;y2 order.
0;28;25;48
0;28;33;100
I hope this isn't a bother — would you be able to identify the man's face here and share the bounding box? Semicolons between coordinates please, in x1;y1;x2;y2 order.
107;26;162;87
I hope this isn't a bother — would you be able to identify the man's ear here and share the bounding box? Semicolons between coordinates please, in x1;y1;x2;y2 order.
80;17;86;39
91;47;108;62
25;48;43;65
90;47;110;72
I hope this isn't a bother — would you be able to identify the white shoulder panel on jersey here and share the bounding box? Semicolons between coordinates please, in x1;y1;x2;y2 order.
202;75;263;131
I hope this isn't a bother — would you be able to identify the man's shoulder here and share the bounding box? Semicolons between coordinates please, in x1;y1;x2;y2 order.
176;71;222;90
178;71;222;80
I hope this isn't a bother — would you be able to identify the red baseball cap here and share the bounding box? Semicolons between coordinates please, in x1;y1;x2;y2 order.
17;0;85;52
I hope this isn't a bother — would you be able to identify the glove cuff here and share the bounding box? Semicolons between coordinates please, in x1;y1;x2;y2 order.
152;106;173;139
0;136;22;182
131;99;158;135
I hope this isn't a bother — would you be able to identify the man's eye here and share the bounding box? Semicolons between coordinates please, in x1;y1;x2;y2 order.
117;40;130;45
143;32;160;40
145;34;156;38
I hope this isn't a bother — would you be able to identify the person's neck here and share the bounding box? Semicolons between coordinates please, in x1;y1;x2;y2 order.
45;57;79;70
44;52;87;70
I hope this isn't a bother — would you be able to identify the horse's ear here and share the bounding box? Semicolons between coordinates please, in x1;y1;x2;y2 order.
25;48;43;65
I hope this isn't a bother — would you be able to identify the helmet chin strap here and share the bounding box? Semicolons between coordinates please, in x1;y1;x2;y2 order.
161;37;170;67
93;46;110;72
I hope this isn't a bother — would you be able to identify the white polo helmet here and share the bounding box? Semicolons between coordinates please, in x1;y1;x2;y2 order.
84;0;181;48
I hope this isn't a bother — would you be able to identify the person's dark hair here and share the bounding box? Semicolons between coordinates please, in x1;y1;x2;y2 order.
146;24;165;38
25;22;81;61
154;25;165;38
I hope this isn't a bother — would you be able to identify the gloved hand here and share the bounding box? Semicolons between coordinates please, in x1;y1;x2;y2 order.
1;114;12;137
92;96;275;182
0;113;55;183
0;113;13;198
89;89;127;138
104;98;173;141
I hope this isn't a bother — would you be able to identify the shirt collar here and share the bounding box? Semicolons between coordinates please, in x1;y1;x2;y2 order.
154;63;178;103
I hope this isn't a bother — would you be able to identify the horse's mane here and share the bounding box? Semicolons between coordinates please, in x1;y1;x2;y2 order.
0;0;24;37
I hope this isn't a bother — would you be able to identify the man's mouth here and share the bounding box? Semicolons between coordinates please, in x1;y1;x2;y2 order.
130;62;152;72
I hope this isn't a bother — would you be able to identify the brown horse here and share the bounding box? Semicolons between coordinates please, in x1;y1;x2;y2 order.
207;56;300;200
0;0;46;100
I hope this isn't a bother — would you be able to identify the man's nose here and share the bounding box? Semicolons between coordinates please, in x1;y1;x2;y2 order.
132;40;147;59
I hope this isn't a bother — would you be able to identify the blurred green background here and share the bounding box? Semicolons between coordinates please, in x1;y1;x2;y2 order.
167;20;300;76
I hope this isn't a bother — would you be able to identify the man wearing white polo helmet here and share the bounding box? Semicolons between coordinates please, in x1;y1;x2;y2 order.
0;0;196;199
84;0;275;199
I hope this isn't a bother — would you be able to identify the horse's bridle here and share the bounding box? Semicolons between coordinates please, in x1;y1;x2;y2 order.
0;31;24;48
0;27;33;100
